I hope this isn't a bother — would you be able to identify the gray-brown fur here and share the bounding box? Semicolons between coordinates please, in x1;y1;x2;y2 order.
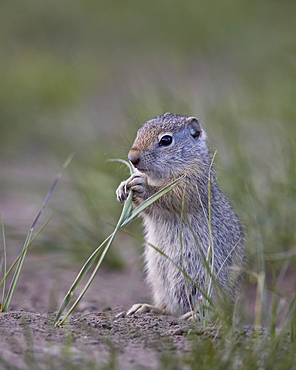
116;113;244;316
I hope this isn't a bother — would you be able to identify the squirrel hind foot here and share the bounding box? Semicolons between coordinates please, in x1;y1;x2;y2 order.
179;310;200;321
126;303;166;316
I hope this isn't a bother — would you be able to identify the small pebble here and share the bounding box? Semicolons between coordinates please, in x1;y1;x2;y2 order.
89;340;100;345
114;311;126;319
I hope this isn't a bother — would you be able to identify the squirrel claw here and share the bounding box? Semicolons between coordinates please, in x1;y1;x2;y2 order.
179;311;200;321
127;303;165;316
116;180;129;203
116;172;148;204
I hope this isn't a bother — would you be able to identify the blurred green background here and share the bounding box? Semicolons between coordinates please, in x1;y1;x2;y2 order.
0;0;295;273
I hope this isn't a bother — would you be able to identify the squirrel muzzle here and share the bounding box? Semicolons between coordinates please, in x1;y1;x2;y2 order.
128;147;140;166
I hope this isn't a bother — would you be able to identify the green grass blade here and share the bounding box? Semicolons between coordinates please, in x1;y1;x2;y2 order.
3;229;32;311
56;231;116;326
120;224;213;307
0;216;7;311
31;153;74;229
107;158;134;175
27;213;54;246
54;192;133;326
185;215;227;310
290;294;296;342
147;242;212;305
121;175;185;227
2;213;52;309
53;234;113;325
0;214;53;288
0;155;72;311
185;215;215;279
216;235;244;279
206;151;217;301
254;271;265;328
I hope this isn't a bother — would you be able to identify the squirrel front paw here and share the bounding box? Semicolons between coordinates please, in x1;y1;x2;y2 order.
116;172;148;204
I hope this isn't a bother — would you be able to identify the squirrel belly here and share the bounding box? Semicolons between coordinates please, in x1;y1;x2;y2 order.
116;113;244;316
141;181;243;316
143;213;204;316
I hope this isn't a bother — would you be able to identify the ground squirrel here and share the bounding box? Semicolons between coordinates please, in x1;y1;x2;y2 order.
116;113;244;317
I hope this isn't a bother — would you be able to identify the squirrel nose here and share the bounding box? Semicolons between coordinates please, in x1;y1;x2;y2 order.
128;148;140;166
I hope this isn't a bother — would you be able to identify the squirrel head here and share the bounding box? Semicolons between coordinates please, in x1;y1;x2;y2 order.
128;113;210;182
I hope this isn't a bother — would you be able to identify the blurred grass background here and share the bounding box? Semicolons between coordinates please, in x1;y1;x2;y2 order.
0;0;295;275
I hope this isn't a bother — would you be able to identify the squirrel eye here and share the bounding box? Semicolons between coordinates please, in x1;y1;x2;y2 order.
159;135;173;147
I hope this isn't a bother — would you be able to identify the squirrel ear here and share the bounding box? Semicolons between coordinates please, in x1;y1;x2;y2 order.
187;117;202;138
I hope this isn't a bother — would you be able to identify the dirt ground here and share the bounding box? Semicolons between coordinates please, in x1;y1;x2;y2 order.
0;246;295;369
0;252;210;369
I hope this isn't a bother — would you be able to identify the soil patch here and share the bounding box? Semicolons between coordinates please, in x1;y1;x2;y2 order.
0;254;200;369
0;251;295;369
